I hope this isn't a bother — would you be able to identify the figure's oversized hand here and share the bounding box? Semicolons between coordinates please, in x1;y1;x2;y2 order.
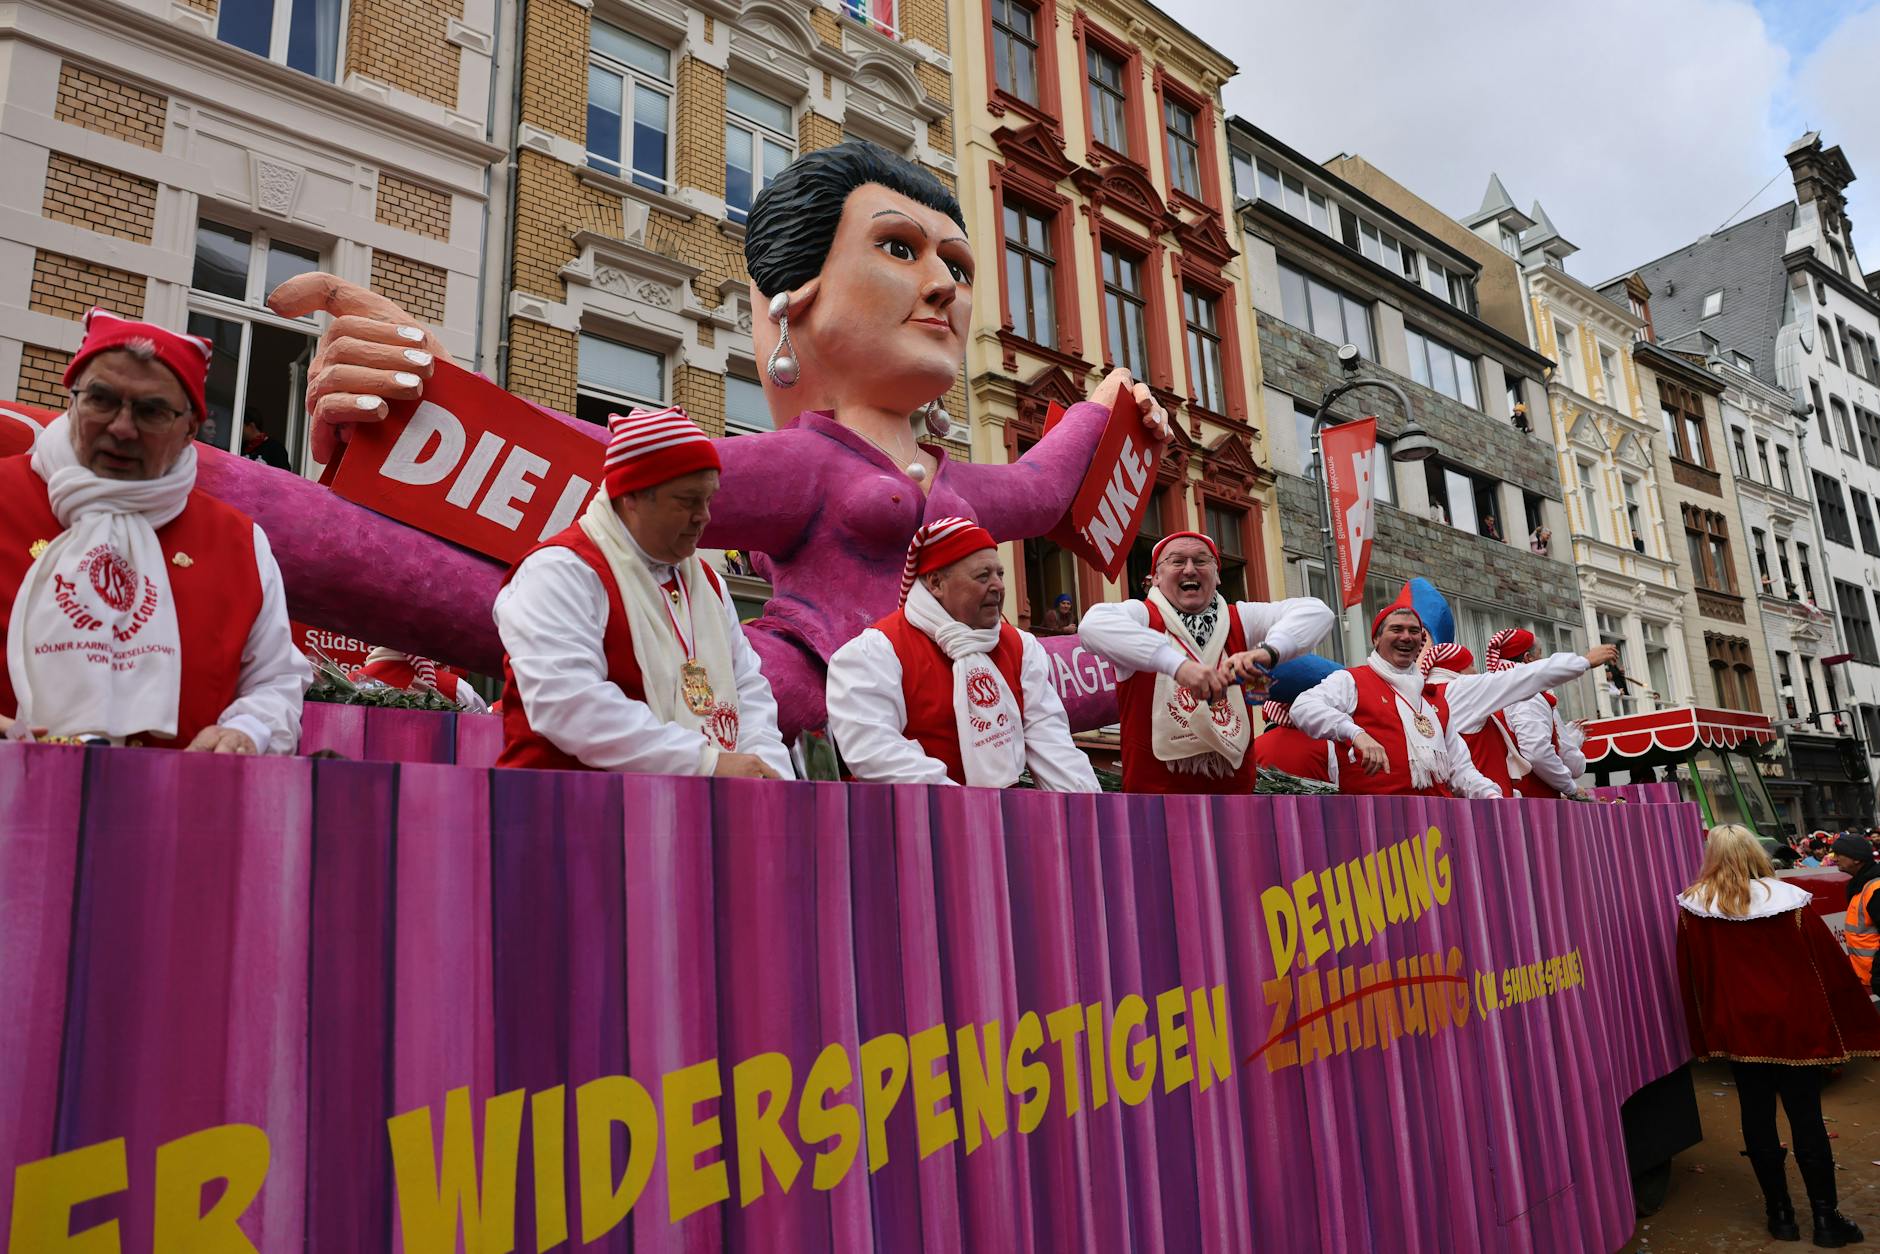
1089;367;1173;446
267;273;450;464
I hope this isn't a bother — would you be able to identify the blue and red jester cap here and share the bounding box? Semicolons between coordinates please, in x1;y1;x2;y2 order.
1408;578;1456;646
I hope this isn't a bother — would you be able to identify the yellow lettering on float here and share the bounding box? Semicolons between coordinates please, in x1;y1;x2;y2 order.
731;1052;801;1207
1349;853;1386;945
1189;985;1231;1092
797;1044;860;1190
1427;827;1453;905
574;1075;657;1243
387;1086;524;1254
907;1025;958;1160
151;1123;269;1254
1043;1007;1085;1118
858;1032;909;1173
1320;864;1357;953
1295;970;1335;1065
1155;988;1192;1094
529;1087;567;1251
1111;995;1156;1104
1294;873;1329;968
7;1138;127;1254
955;1021;1008;1152
662;1061;729;1224
1006;1012;1051;1135
1260;885;1297;978
1084;1003;1110;1109
1261;976;1298;1071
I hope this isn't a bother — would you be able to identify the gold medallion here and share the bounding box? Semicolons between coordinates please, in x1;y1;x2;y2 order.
28;539;48;559
1414;712;1436;738
681;659;715;715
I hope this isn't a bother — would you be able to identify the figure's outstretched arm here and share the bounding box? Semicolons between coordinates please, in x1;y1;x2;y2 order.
699;431;818;556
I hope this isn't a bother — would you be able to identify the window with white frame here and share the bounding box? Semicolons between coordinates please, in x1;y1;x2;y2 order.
1277;263;1374;359
1598;344;1622;407
587;23;672;192
1183;286;1224;413
1353;219;1416;280
1101;244;1150;378
1499;227;1520;256
1422;258;1474;314
1254;160;1333;235
1701;289;1723;318
724;372;770;436
187;217;323;470
725;83;794;224
1230;148;1256;201
1164;97;1202;200
576;332;664;427
1404;327;1479;408
1575;458;1602;540
1552;320;1579;391
216;0;342;81
1642;620;1673;704
1085;45;1130;154
1622;475;1644;550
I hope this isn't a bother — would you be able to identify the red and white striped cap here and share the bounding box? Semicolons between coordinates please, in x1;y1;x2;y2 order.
602;405;721;498
1418;641;1475;678
899;516;996;605
1484;627;1534;672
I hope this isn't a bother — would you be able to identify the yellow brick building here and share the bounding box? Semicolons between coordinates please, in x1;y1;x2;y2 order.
948;0;1281;631
498;0;961;449
0;0;500;474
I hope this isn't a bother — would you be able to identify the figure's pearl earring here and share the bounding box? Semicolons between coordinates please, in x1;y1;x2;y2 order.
921;397;952;440
765;292;799;388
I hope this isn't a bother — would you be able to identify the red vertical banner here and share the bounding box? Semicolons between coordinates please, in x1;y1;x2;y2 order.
1320;417;1378;609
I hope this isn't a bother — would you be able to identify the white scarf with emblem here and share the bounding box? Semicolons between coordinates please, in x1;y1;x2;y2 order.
7;413;192;739
1148;588;1251;776
902;579;1026;787
579;490;740;752
1366;652;1447;789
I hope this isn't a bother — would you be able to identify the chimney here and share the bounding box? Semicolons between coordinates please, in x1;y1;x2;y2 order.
1784;132;1857;236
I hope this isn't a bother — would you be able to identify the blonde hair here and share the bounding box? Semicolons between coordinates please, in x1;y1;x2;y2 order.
1683;823;1774;918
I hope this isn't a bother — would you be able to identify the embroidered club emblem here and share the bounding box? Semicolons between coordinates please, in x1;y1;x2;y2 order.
966;669;1002;710
85;545;138;612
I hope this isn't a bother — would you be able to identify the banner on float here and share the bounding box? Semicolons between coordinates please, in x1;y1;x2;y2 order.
329;362;607;565
1042;389;1162;580
0;747;1701;1254
1321;416;1378;609
291;620;372;672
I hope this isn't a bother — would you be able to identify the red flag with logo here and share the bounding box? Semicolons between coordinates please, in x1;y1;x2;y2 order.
1320;417;1378;609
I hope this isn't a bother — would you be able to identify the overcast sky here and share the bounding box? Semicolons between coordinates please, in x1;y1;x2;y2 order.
1157;0;1880;286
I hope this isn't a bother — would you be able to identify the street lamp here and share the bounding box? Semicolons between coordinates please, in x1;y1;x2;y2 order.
1308;345;1435;662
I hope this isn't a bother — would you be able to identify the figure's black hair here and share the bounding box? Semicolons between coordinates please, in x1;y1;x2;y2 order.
745;140;966;298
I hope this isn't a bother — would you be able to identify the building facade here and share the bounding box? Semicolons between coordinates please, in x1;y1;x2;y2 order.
1466;184;1690;719
1232;126;1587;706
949;0;1280;632
0;0;501;476
1615;133;1878;824
1630;340;1778;717
499;0;960;445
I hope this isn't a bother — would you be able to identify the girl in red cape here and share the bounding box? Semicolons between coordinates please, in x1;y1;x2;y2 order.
1676;823;1880;1246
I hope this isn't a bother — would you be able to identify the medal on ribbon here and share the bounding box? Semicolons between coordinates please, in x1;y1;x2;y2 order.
1414;712;1435;738
681;658;715;715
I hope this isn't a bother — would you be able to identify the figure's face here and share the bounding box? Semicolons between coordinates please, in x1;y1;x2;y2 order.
617;469;719;564
1154;538;1218;613
926;549;1004;630
1376;613;1426;667
799;184;972;418
69;352;197;480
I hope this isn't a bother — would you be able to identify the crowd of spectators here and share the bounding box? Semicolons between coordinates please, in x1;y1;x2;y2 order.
1774;828;1880;869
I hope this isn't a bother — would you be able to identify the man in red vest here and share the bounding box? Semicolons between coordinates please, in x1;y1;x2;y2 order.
1078;530;1335;793
1418;640;1591;798
1487;627;1586;798
0;309;306;752
1291;585;1615;797
825;517;1097;790
494;406;791;777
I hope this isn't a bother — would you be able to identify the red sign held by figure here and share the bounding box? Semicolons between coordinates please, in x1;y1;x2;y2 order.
1321;417;1378;609
329;362;606;565
1041;388;1161;580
